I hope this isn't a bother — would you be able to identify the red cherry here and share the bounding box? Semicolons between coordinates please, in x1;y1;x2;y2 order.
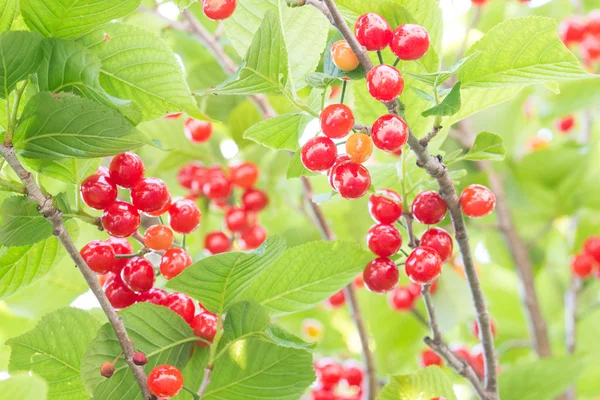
146;192;172;217
121;257;155;293
102;202;141;238
239;225;267;249
471;0;488;6
147;364;184;397
320;104;354;139
109;152;144;188
105;237;134;272
390;24;430;61
139;288;168;305
80;241;116;274
230;162;259;188
353;274;365;288
555;115;575;133
315;360;343;389
451;344;472;365
581;35;600;61
363;257;399;293
184;118;212;143
420;227;453;263
312;387;336;400
80;174;117;210
331;161;371;200
460;184;496;218
419;349;443;367
366;65;404;102
160;248;193;280
203;167;232;199
559;17;587;45
162;292;195;323
241;189;268;212
133;352;148;366
571;253;597;278
327;154;350;190
388;286;416;311
301;136;338;172
164;112;182;120
190;312;218;346
143;225;174;251
368;189;403;224
412;191;447;225
405;247;442;285
225;207;249;232
169;199;201;234
204;231;232;255
97;165;110;177
470;346;485;378
408;281;422;298
325;290;346;308
583;236;600;264
588;11;600;37
178;163;207;190
355;13;393;51
202;0;237;21
472;318;497;338
371;114;409;152
130;178;170;214
367;224;402;257
104;274;138;309
343;362;363;387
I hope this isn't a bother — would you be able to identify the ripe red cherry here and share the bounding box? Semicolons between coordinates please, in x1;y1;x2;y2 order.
169;199;201;234
312;387;335;400
460;184;496;218
241;189;268;212
389;286;416;311
355;13;393;51
472;318;497;338
420;227;453;263
325;290;346;308
343;363;363;387
390;24;430;61
143;225;174;251
363;257;399;293
104;274;138;309
204;231;232;255
419;349;443;367
109;152;144;188
102;202;141;238
301;136;338;172
178;163;207;190
121;257;155;293
371;114;409;152
190;312;218;346
131;177;170;214
80;241;116;274
555;115;575;133
163;292;195;323
470;346;485;378
146;192;172;217
139;288;168;305
315;360;343;389
571;253;597;278
412;191;447;225
331;161;371;200
368;189;403;224
105;237;134;272
588;11;600;36
225;207;249;232
559;17;587;45
80;174;117;210
366;65;404;102
239;225;267;249
327;154;350;190
367;224;402;257
471;0;488;6
184;118;213;143
405;247;442;284
160;248;193;280
581;36;600;62
451;344;472;365
584;236;600;263
320;104;354;139
147;364;184;397
230;162;259;188
202;0;237;21
203;167;232;199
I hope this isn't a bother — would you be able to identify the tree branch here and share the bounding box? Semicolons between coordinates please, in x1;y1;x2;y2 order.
197;367;212;398
563;275;582;400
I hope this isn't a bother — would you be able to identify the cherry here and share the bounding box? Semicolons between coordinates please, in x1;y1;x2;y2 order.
588;11;600;37
353;274;365;289
184;118;213;143
133;352;148;366
390;24;430;61
169;199;201;234
164;112;182;120
105;237;134;272
178;163;207;190
472;318;497;338
225;207;249;232
460;184;496;219
355;13;392;51
470;346;485;378
371;114;409;152
330;40;360;71
363;257;399;293
405;247;442;285
366;64;404;102
581;35;600;62
241;188;268;212
312;387;335;400
346;133;373;163
571;253;597;278
160;248;193;280
100;361;115;378
121;257;155;293
471;0;488;6
139;287;168;305
368;189;403;224
420;227;453;263
104;274;138;309
331;161;371;200
190;312;218;346
80;241;116;275
80;173;117;210
555;115;575;133
583;236;600;263
202;0;236;21
412;191;447;225
97;165;110;177
239;225;267;249
389;286;416;311
203;167;232;199
343;362;363;387
102;202;141;238
143;225;174;251
230;162;259;188
451;344;472;365
325;290;346;308
420;349;443;367
320;104;354;139
130;177;170;214
109;152;144;188
559;17;587;45
147;364;184;398
367;224;402;257
301;136;338;172
163;292;195;323
328;154;350;190
315;360;343;389
146;192;172;217
204;231;232;255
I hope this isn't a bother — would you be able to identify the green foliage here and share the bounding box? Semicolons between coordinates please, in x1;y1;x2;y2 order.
0;0;18;33
422;83;462;117
0;196;55;246
0;373;48;400
23;158;101;186
378;366;458;400
0;31;44;99
244;113;308;150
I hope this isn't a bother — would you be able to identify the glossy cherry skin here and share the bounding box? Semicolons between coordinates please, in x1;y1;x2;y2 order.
555;115;575;133
320;104;354;139
363;257;399;293
369;189;403;224
472;318;497;338
225;207;249;232
131;177;170;214
121;257;155;293
420;349;443;367
420;227;453;263
343;362;363;387
471;0;488;5
405;246;442;285
588;11;600;36
190;312;218;346
160;248;193;280
412;191;447;225
327;154;350;190
169;199;201;234
366;65;404;102
202;0;237;21
583;236;600;263
330;40;360;71
460;184;496;218
184;118;213;143
346;133;373;163
162;292;195;323
105;237;134;272
203;167;232;199
389;286;416;311
80;174;117;210
147;364;184;397
178;163;207;190
230;162;259;188
80;241;116;274
325;290;346;308
312;387;336;400
315;359;343;389
239;225;267;249
109;152;144;188
559;17;587;45
367;224;402;257
301;136;338;172
390;24;430;61
102;202;141;238
139;288;168;305
241;189;268;212
204;231;232;255
355;13;393;51
331;161;371;200
143;225;174;251
372;114;409;152
571;253;597;278
104;274;138;309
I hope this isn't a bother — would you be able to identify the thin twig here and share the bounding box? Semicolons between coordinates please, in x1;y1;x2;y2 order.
419;125;443;147
197;368;212;398
402;212;419;249
564;277;581;400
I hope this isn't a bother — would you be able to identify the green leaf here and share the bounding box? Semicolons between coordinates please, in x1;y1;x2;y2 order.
77;23;203;121
243;113;308;151
352;81;389;126
0;196;53;246
7;308;101;400
23;158;102;185
222;0;278;58
0;31;44;99
286;151;318;179
0;373;48;400
265;324;314;350
166;236;287;315
305;72;342;89
20;0;142;39
422;82;462;117
14;92;146;160
378;366;458;400
0;0;18;33
406;53;481;86
222;301;271;344
463;132;506;161
172;0;195;9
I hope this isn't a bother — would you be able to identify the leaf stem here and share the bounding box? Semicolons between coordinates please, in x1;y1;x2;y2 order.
340;79;348;104
4;80;28;146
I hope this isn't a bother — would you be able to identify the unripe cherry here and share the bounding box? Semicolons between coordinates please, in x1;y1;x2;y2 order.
330;40;360;71
405;247;442;285
143;225;174;251
100;361;115;378
346;133;373;163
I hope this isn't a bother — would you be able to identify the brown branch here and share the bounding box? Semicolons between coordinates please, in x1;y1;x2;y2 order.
402;212;419;249
197;368;212;398
419;124;443;147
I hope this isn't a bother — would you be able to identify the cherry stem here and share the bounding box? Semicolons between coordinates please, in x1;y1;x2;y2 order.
340;79;348;104
393;57;400;67
400;248;410;257
182;385;200;399
377;50;384;65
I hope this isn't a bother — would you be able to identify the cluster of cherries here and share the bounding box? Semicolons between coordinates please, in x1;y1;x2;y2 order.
571;235;600;279
559;11;600;66
309;358;364;400
101;359;186;398
471;0;530;5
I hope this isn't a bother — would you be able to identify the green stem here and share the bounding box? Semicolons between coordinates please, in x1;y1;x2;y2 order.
377;50;384;65
182;386;200;399
393;57;400;67
282;90;319;118
340;80;348;104
207;316;225;368
4;81;28;146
